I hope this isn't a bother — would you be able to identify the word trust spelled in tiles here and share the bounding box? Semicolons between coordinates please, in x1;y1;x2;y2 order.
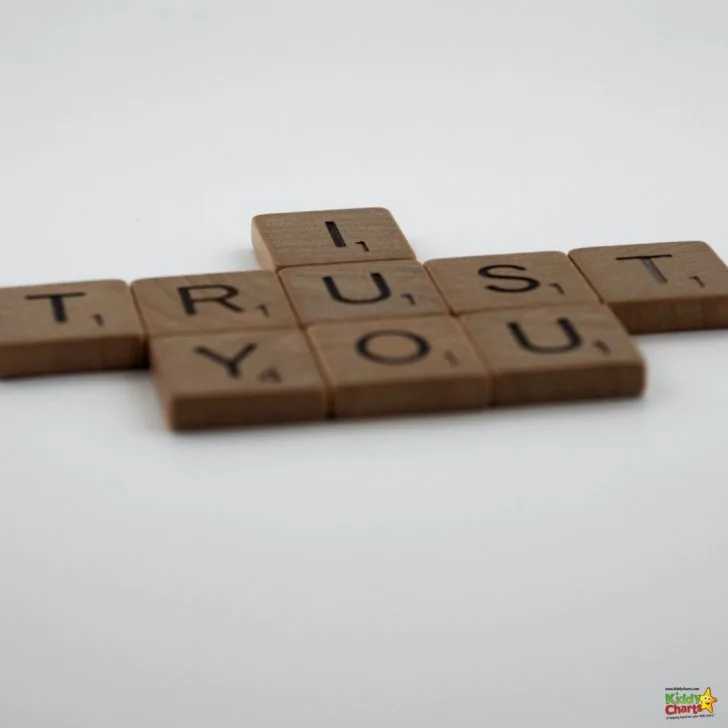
132;271;296;337
460;305;645;405
570;241;728;333
6;205;728;430
252;207;415;270
307;316;491;418
0;280;145;377
279;260;448;325
151;330;327;429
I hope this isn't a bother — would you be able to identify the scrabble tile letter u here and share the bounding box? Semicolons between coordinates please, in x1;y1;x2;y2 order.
460;304;645;405
280;261;447;325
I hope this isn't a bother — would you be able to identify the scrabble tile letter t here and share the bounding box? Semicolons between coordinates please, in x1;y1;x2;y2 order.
0;280;145;377
570;241;728;333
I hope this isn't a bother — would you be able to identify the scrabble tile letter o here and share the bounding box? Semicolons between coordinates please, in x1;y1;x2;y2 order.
307;316;492;418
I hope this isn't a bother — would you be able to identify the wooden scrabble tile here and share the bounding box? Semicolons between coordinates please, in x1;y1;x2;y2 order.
569;241;728;333
252;207;416;270
132;271;296;337
307;316;491;418
0;280;145;378
150;329;327;429
459;304;645;406
279;260;448;326
425;252;599;314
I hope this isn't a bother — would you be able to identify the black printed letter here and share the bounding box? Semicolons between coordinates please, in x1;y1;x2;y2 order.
323;273;391;304
508;317;582;353
615;254;672;284
178;285;243;316
25;292;86;323
355;330;430;365
478;265;540;293
194;343;257;378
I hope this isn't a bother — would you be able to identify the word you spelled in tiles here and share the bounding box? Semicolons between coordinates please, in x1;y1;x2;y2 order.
3;208;728;429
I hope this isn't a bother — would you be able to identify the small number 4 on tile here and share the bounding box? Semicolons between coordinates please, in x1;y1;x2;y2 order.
150;329;327;429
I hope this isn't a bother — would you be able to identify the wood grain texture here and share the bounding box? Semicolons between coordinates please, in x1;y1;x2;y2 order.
150;329;327;430
425;252;599;314
252;207;415;271
0;280;145;377
569;241;728;333
307;315;491;418
459;304;645;405
279;260;448;325
132;271;296;337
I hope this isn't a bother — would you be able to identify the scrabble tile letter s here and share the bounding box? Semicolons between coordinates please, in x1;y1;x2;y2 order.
569;241;728;333
426;252;599;314
0;280;145;377
252;208;416;270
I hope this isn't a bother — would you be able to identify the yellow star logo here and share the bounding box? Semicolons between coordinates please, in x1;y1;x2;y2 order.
698;687;717;713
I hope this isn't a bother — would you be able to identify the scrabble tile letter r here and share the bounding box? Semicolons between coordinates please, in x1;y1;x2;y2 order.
252;208;416;271
132;271;296;337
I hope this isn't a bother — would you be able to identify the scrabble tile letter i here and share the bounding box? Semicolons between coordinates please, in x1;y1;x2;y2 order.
252;208;416;270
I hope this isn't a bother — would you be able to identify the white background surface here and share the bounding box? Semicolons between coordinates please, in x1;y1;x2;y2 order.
1;2;726;726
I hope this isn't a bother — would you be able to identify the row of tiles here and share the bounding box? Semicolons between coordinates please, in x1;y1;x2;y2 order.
3;239;728;376
0;268;645;426
251;207;728;332
153;307;645;429
138;243;728;334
